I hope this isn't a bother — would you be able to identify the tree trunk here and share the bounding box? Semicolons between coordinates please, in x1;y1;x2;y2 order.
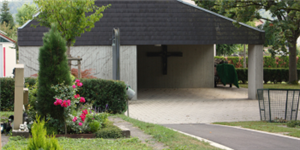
243;44;246;68
288;41;298;84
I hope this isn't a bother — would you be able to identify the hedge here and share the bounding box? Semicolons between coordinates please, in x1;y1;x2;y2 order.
0;78;127;113
215;56;300;69
78;79;127;114
0;78;15;111
236;68;300;84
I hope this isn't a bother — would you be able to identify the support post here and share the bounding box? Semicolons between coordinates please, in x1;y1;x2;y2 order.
248;45;263;99
23;88;29;110
14;64;24;129
77;56;81;78
112;28;120;80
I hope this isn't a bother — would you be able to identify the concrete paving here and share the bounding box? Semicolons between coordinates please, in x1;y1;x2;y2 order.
128;86;262;124
129;87;300;124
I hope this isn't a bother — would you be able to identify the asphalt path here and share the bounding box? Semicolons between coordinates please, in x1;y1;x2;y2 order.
163;123;300;150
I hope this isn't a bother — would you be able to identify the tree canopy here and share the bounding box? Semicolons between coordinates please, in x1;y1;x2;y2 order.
16;3;37;26
194;0;300;83
0;0;14;28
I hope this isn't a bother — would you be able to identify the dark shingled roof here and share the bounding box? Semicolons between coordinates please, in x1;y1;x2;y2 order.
18;0;264;46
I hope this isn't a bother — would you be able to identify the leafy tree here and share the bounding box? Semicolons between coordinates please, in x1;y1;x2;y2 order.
216;44;237;56
37;24;71;122
0;22;16;41
194;0;300;84
0;0;14;28
32;0;109;68
16;3;37;26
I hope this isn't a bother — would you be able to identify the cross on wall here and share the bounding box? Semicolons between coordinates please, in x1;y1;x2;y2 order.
147;45;183;75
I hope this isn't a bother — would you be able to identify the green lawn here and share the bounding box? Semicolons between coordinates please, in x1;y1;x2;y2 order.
239;83;300;89
116;115;221;150
3;136;152;150
213;121;300;138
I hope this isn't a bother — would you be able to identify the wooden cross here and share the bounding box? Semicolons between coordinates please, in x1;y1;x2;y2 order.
147;45;183;75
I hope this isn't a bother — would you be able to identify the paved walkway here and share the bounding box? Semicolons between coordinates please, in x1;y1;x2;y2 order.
164;123;300;150
128;87;261;124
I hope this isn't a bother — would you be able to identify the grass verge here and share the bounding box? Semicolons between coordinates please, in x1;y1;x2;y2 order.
239;83;300;89
115;114;221;150
3;136;152;150
213;121;300;138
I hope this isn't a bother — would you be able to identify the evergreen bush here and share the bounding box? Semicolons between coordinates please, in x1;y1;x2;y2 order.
0;78;15;111
37;24;71;122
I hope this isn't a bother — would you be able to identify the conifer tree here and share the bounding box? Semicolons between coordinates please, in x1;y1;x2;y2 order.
37;24;71;122
0;0;14;28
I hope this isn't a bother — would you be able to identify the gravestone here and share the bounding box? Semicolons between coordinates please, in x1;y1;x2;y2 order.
12;64;29;138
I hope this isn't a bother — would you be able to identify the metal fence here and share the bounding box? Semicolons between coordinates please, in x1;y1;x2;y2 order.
257;89;300;122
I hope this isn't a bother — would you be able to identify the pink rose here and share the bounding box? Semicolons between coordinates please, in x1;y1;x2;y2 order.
72;116;77;122
67;100;71;106
80;97;85;103
61;100;68;107
54;101;58;105
77;82;83;87
75;79;80;83
74;94;80;99
56;99;62;105
79;122;82;126
82;109;88;115
72;85;76;89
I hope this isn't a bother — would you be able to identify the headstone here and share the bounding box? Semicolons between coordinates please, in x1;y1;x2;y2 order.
12;64;29;138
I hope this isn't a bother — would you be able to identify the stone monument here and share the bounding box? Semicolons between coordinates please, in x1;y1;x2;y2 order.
12;64;29;138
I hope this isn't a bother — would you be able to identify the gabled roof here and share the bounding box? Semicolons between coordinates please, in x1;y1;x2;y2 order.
0;32;16;44
18;0;264;46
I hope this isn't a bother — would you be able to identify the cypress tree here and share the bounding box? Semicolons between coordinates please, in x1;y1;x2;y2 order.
37;24;71;122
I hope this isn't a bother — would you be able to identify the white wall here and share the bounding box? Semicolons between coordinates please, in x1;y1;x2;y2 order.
138;45;214;88
19;45;138;99
0;42;16;77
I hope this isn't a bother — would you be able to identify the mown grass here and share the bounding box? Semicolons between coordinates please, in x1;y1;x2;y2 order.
3;136;152;150
0;111;14;122
213;121;300;138
239;83;300;89
115;115;221;150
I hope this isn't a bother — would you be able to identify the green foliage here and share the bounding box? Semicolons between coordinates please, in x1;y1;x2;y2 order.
0;0;15;28
236;68;300;84
16;3;37;26
0;78;14;111
26;115;62;150
33;0;109;47
287;120;300;128
78;79;128;114
216;44;237;56
95;121;122;138
89;120;101;133
37;24;71;122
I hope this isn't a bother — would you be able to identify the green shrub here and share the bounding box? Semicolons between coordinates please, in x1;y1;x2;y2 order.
27;115;61;150
95;121;122;138
287;120;300;128
236;68;300;84
79;79;127;114
215;56;300;69
0;78;15;111
89;120;101;133
37;24;71;122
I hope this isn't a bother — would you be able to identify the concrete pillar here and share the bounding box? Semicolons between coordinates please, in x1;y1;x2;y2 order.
214;44;216;56
248;45;263;99
14;64;24;129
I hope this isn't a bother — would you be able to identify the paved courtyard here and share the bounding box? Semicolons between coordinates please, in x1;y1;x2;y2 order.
128;86;300;124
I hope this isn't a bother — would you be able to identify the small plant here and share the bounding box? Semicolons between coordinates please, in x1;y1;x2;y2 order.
95;121;122;138
89;120;101;133
287;120;300;128
26;115;61;150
